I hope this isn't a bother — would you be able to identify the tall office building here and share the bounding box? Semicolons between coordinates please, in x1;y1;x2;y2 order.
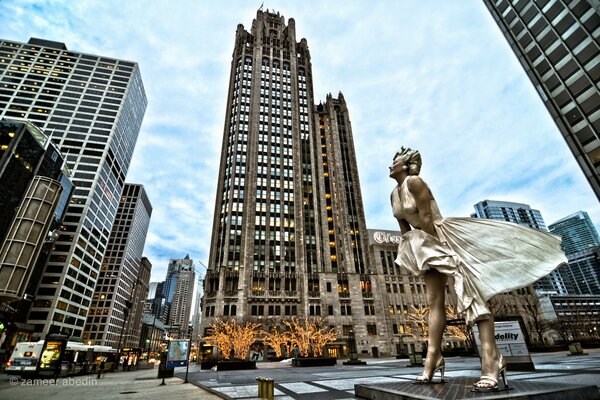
144;281;166;322
201;10;376;352
0;37;147;339
147;282;158;300
167;256;195;335
472;199;548;229
484;1;600;201
472;199;568;294
84;183;152;348
562;247;600;294
548;210;600;254
549;211;600;294
0;120;73;302
0;120;73;353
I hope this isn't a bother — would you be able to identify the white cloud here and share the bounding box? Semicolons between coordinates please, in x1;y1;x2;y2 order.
1;0;598;286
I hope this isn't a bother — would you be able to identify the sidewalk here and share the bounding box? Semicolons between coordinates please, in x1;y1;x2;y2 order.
0;367;223;400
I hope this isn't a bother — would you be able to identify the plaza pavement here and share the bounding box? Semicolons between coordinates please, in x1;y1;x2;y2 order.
0;365;221;400
0;349;598;399
180;348;600;399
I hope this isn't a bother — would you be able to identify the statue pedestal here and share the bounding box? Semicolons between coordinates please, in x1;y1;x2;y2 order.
355;377;600;399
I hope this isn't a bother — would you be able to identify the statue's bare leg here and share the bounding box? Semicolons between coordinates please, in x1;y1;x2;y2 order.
474;316;507;391
416;270;447;383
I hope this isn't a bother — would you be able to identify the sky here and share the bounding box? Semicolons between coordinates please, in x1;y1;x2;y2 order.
1;0;599;286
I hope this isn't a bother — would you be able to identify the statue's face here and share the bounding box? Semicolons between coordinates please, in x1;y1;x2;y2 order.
389;156;405;178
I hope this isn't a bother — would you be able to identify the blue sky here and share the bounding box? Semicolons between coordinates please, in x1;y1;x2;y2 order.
2;0;599;285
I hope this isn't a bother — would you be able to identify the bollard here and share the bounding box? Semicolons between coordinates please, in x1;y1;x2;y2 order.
263;377;274;400
256;377;264;398
256;376;274;400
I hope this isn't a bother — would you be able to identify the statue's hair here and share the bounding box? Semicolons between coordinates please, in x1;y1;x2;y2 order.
394;147;422;175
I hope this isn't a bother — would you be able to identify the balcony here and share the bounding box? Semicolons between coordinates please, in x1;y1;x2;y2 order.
248;289;299;300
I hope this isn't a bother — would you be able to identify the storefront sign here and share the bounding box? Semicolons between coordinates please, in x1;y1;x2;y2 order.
372;231;402;245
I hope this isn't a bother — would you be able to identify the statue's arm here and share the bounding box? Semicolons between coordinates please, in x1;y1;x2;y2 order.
407;176;436;238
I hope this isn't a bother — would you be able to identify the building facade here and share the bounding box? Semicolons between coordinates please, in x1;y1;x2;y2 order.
167;256;195;335
200;10;383;355
543;294;600;341
83;183;152;348
548;211;600;295
367;229;464;355
484;0;600;201
471;199;547;229
0;119;72;304
0;37;147;339
562;246;600;294
548;211;600;254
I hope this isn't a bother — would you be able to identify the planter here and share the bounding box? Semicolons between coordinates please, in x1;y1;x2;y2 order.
291;357;337;367
216;360;257;371
200;360;217;370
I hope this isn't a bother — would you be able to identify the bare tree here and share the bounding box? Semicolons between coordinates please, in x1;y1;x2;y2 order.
405;304;429;340
203;318;261;360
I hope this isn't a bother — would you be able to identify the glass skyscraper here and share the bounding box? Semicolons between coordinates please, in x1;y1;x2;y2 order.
484;0;600;201
0;38;147;339
549;211;600;295
548;210;600;254
471;199;548;229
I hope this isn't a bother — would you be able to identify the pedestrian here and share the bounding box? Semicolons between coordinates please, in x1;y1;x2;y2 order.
123;357;129;371
97;358;106;379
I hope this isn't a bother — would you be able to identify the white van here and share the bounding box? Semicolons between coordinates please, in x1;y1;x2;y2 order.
5;340;44;376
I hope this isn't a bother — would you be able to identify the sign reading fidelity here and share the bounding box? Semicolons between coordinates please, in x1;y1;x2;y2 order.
474;320;530;358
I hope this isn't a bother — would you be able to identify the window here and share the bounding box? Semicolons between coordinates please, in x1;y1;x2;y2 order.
342;325;353;336
367;324;377;336
340;303;352;316
309;304;321;316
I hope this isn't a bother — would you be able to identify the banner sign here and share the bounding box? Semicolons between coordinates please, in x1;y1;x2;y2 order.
37;337;67;376
473;320;530;357
166;340;189;368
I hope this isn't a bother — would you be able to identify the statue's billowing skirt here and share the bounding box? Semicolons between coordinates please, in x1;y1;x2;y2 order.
396;217;567;324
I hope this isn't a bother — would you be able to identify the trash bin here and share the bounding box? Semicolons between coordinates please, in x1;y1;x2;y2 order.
409;353;423;366
568;343;583;355
256;376;274;400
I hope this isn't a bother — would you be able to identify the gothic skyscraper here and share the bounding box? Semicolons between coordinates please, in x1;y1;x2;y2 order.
201;10;381;349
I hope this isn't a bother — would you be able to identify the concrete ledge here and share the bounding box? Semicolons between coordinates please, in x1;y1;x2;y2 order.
355;377;600;400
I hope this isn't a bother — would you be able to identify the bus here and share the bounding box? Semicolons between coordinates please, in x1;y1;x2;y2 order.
6;341;117;377
5;341;44;376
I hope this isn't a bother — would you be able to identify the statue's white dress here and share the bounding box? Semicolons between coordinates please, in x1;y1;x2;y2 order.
392;177;567;324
